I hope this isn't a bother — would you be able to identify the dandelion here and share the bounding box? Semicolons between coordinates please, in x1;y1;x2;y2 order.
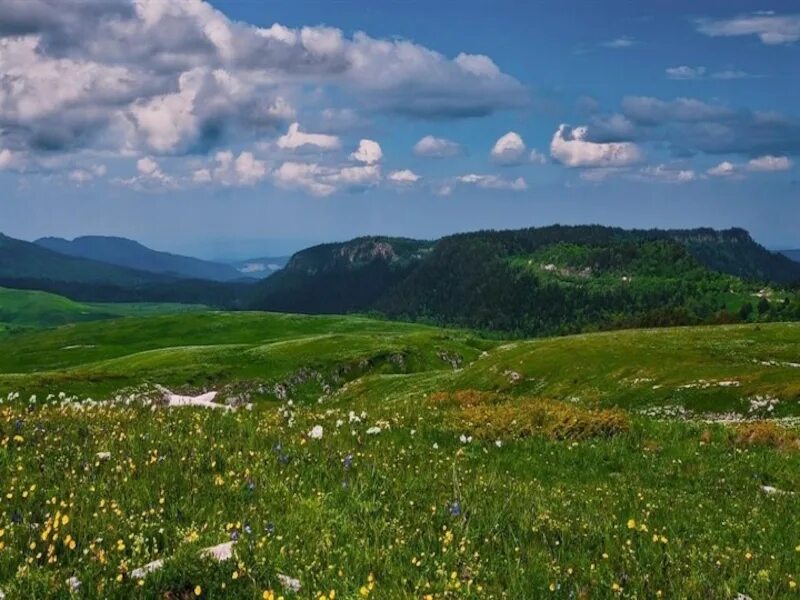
627;519;636;530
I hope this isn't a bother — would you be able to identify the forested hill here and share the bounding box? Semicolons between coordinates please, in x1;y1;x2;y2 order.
250;225;800;336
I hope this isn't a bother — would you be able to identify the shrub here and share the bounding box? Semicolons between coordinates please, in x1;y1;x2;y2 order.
432;389;630;441
732;421;800;452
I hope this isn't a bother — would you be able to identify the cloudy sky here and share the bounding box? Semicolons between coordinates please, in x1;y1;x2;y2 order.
1;0;798;257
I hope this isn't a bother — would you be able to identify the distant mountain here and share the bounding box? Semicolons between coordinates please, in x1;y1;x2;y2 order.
248;237;432;313
229;256;290;279
781;249;800;264
249;225;800;336
35;236;243;282
0;233;248;307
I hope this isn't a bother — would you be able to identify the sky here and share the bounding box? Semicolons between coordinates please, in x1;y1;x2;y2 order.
0;0;798;258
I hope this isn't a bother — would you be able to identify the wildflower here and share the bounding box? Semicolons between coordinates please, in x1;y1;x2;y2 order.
626;519;636;530
449;501;462;517
277;574;301;593
366;426;381;435
194;585;202;596
343;454;354;469
309;425;324;440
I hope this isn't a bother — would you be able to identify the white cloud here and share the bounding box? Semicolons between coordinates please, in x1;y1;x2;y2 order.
550;124;643;168
746;155;792;171
490;131;527;165
697;13;800;45
350;139;383;164
413;135;461;158
636;164;697;183
68;164;106;184
457;173;528;191
192;150;268;186
0;148;27;171
529;149;548;165
603;36;636;48
388;169;420;184
117;155;176;189
273;162;336;197
666;65;706;80
0;0;526;164
273;160;382;196
707;161;737;177
276;122;341;152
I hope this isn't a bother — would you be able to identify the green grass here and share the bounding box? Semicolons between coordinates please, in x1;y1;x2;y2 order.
0;287;205;337
0;312;799;598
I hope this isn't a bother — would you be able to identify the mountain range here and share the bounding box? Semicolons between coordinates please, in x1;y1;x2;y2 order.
36;236;263;281
2;225;800;336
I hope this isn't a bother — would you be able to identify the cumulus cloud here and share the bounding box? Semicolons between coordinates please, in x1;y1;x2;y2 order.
276;122;341;152
350;139;383;164
68;164;106;184
490;132;526;165
0;148;28;171
550;124;643;168
388;169;421;184
194;150;268;186
457;173;528;191
273;160;381;197
273;162;336;197
0;0;526;163
529;149;548;165
117;156;176;189
707;161;737;177
746;154;792;172
697;13;800;45
413;135;461;158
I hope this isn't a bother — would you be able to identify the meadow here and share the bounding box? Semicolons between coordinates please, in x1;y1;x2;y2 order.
0;311;799;598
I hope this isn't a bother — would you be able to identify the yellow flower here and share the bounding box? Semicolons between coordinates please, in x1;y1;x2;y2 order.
194;585;202;596
359;586;370;597
626;519;636;530
263;591;275;600
61;515;70;526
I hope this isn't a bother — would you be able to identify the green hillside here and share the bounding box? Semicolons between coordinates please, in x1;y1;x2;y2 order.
0;313;799;598
252;226;800;336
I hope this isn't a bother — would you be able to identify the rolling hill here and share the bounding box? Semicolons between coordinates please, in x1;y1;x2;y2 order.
35;235;245;281
0;311;798;598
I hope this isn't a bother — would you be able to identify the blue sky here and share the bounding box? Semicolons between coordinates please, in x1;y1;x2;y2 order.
0;0;798;258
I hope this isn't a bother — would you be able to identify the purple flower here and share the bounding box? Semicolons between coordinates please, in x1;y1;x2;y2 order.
449;501;462;517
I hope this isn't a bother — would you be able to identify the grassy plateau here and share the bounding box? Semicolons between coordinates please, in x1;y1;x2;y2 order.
0;310;798;598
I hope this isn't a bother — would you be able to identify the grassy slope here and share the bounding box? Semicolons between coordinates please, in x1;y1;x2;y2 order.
0;287;205;335
0;314;799;598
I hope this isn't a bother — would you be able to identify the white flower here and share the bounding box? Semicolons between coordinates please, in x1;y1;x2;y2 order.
459;434;473;444
366;426;382;435
432;443;439;449
495;440;503;448
277;574;302;592
67;577;81;591
308;425;324;440
96;451;111;460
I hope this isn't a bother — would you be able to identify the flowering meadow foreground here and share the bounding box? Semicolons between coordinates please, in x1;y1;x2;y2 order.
0;313;799;598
